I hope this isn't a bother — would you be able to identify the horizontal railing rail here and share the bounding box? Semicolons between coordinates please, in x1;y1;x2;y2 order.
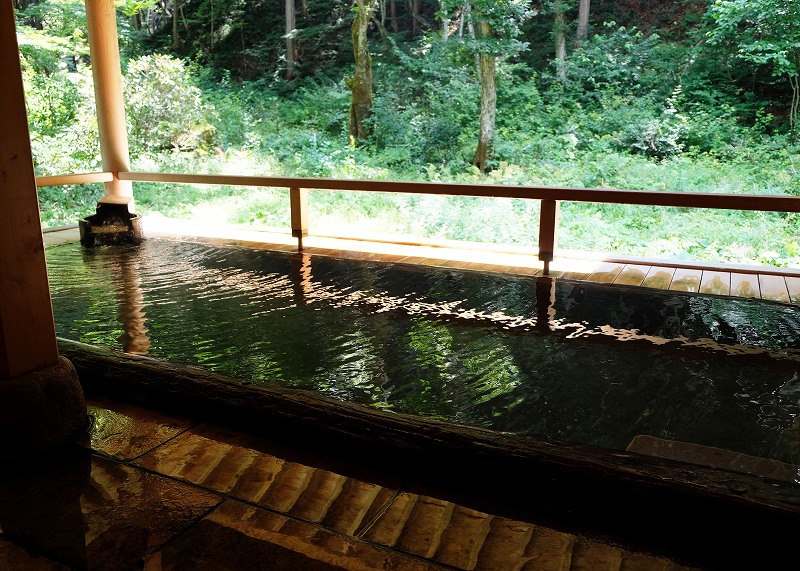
119;171;800;274
120;171;800;212
36;172;114;187
37;170;800;275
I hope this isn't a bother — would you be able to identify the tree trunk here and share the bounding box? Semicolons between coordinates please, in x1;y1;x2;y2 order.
410;0;420;33
209;0;215;51
576;0;590;44
458;1;470;37
553;0;567;83
390;0;399;32
790;74;799;139
347;0;375;143
472;22;496;173
372;1;392;52
172;0;179;49
285;0;296;80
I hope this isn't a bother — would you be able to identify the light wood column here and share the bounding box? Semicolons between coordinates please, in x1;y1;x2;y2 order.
0;1;60;378
85;0;133;204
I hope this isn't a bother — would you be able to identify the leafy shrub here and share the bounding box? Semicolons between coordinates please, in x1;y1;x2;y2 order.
563;23;666;101
124;55;218;152
621;103;687;159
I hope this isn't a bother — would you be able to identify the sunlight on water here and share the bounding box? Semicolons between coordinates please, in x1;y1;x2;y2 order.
45;239;800;464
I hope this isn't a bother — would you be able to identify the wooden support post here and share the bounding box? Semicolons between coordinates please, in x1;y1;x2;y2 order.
290;187;309;250
538;199;560;276
0;2;60;378
0;1;86;454
85;0;133;205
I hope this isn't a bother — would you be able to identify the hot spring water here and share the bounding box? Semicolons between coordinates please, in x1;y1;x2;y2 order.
45;239;800;464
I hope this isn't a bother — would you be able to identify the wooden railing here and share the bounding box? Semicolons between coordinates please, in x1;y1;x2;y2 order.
36;170;800;273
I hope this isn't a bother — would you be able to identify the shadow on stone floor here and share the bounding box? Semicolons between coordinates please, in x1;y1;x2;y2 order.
0;396;714;571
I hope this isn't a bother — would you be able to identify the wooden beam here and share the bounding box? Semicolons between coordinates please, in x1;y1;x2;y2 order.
0;2;60;378
85;0;132;203
36;172;114;188
119;171;800;213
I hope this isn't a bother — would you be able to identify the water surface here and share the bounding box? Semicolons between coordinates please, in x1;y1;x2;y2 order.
46;239;800;463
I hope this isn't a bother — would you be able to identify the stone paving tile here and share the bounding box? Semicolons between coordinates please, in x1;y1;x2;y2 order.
80;396;194;460
627;435;799;483
136;423;399;535
0;451;221;571
361;492;702;571
156;499;450;571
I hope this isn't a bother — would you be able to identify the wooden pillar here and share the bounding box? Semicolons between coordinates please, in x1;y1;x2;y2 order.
0;2;87;454
85;0;133;204
290;187;309;250
538;199;560;276
0;1;60;378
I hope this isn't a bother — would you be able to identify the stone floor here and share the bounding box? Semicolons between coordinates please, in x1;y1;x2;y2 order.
1;393;710;571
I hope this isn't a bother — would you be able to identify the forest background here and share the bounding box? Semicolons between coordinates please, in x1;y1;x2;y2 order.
14;0;800;267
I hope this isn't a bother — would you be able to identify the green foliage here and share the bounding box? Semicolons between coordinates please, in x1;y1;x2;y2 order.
22;0;88;40
562;23;666;99
709;0;800;79
708;0;800;130
439;0;535;56
124;54;218;152
17;0;800;267
17;7;100;179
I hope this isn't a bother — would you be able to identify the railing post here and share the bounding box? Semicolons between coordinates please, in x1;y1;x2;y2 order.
538;199;560;275
85;0;133;206
290;187;309;250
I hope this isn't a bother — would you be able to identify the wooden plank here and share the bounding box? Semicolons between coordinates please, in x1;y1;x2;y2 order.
669;268;703;293
758;274;797;303
0;3;60;377
557;259;604;281
786;277;800;304
120;171;800;213
642;266;676;290
613;264;650;287
700;271;731;296
586;263;625;283
729;273;760;299
759;274;791;303
36;172;114;187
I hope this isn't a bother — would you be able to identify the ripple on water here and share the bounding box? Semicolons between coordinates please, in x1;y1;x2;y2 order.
46;239;800;464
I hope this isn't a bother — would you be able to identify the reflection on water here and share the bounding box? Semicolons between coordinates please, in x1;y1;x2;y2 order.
46;240;800;463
